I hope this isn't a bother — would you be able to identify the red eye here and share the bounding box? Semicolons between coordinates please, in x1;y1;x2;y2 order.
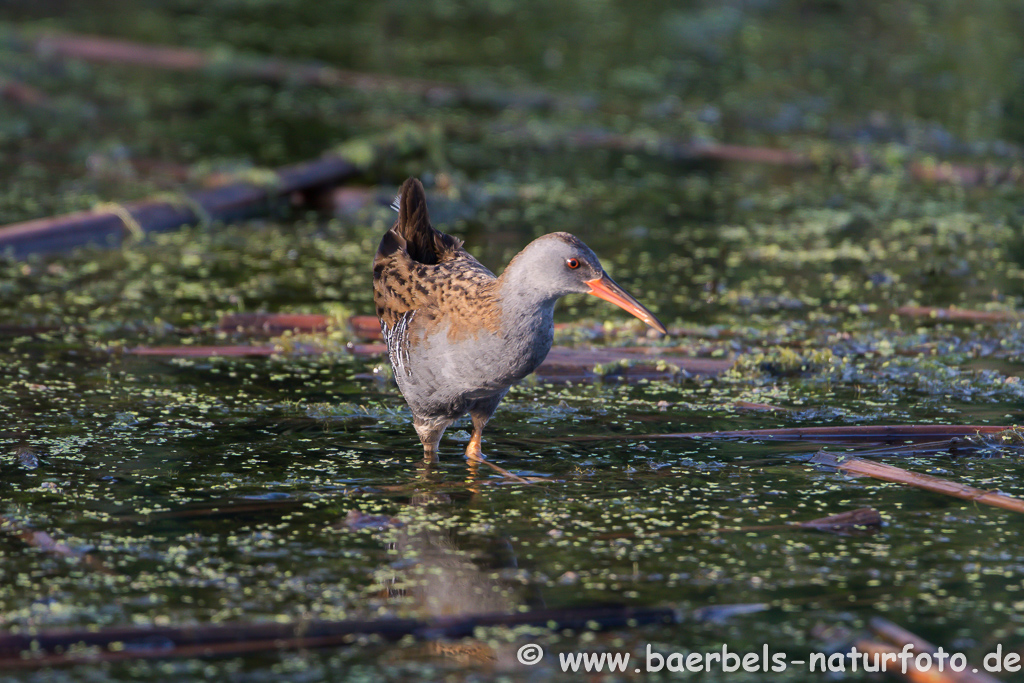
566;258;580;269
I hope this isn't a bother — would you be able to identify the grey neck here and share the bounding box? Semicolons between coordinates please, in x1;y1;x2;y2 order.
497;275;559;329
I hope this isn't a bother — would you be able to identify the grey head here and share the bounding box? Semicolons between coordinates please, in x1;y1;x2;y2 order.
499;232;667;334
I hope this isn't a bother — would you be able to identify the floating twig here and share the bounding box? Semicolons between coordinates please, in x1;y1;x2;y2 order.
535;346;731;381
349;314;384;340
124;345;279;357
561;424;1013;444
810;452;1024;514
863;617;1001;683
894;306;1021;324
219;313;333;335
30;32;583;112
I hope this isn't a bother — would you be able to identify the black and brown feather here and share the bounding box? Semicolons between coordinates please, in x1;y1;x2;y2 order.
372;179;502;370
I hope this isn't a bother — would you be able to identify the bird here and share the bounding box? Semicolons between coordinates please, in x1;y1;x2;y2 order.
373;177;666;464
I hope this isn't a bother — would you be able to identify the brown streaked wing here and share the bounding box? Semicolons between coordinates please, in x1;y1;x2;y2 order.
374;244;501;342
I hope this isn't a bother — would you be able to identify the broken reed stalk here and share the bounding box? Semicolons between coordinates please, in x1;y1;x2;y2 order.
810;452;1024;514
0;602;754;669
0;155;357;256
0;124;436;256
479;121;815;167
475;120;1024;188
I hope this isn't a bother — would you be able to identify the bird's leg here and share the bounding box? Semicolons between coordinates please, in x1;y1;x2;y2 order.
465;408;530;484
465;424;486;484
465;413;489;462
414;417;448;464
464;395;505;462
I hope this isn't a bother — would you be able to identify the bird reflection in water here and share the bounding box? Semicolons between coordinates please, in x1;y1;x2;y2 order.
363;493;534;670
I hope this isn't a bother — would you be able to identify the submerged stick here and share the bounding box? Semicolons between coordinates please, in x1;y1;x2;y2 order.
796;507;884;532
0;602;762;668
836;438;1002;460
0;515;114;575
472;457;532;485
0;78;48;106
810;452;1024;514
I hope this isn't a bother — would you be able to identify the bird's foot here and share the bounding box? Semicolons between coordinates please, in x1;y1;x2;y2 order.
465;432;484;462
465;435;529;484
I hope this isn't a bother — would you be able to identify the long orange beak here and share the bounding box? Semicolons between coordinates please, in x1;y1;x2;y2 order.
585;273;667;335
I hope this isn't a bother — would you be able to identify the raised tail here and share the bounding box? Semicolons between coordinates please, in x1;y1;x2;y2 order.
388;177;461;265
